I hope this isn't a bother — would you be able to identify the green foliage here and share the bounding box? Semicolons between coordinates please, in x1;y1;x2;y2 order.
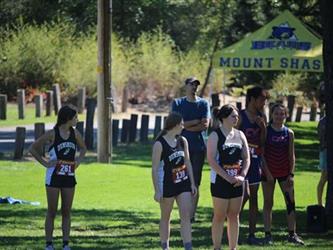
0;22;75;98
270;72;306;100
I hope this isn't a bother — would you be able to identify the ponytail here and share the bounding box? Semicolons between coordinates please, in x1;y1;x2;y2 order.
155;129;167;141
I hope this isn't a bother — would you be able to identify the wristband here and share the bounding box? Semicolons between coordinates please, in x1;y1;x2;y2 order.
289;173;294;177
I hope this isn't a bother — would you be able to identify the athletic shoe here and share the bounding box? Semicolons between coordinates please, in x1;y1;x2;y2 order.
287;234;304;245
247;235;263;245
63;245;71;250
45;245;55;250
263;235;273;245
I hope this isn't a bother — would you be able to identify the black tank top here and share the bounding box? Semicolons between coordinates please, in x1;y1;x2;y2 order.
158;136;189;185
49;126;77;162
215;128;243;176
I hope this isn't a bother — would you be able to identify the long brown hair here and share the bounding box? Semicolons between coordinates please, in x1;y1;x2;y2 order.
155;112;184;149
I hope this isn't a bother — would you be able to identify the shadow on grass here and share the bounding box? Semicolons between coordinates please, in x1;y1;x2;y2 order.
1;206;332;249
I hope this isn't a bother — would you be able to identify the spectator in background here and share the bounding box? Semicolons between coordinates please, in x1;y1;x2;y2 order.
171;77;210;222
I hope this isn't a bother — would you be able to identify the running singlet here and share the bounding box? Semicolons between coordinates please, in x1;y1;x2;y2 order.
264;125;290;177
239;110;262;158
214;128;243;178
158;137;190;186
49;127;77;176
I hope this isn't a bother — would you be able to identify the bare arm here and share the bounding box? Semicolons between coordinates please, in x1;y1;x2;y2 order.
239;131;250;177
288;129;295;174
207;131;236;184
152;141;163;202
182;137;197;195
185;118;209;132
29;130;55;168
255;114;267;147
75;129;87;168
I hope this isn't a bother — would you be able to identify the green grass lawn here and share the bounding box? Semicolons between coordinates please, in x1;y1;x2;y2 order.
0;103;86;127
0;122;332;249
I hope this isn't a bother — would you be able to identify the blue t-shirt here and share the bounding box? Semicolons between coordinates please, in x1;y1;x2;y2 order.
172;96;210;152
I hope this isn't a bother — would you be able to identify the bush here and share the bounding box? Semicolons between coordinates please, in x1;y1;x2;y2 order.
0;24;210;103
0;22;75;99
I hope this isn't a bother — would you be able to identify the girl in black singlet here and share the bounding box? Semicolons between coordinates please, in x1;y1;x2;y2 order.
207;104;250;250
152;112;197;250
29;105;86;250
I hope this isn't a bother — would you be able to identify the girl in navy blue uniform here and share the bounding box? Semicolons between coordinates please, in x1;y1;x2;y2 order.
207;104;250;250
30;105;87;250
152;112;197;250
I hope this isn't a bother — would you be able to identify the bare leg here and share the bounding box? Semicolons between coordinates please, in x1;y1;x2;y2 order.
248;183;259;235
60;187;75;242
262;180;275;233
279;180;296;232
176;192;192;246
45;187;60;242
192;188;199;220
160;197;175;249
227;196;243;250
317;170;327;206
212;197;228;249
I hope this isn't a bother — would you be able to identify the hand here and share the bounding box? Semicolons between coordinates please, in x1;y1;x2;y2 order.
154;192;162;203
255;116;266;129
45;159;57;168
226;175;237;184
233;175;245;187
191;184;198;196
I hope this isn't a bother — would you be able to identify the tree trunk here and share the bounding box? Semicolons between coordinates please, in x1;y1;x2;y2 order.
321;0;333;228
199;38;219;97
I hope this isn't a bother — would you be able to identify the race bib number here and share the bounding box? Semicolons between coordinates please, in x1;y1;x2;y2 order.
55;160;75;176
224;164;241;177
172;165;188;184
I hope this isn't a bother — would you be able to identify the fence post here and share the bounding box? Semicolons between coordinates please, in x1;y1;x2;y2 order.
295;106;303;122
112;119;119;147
0;94;7;120
35;94;43;118
154;116;162;139
211;93;220;108
129;114;138;143
52;84;61;115
17;89;25;119
14;127;26;160
46;90;53;116
85;98;96;150
76;121;84;138
77;87;86;114
140;114;149;142
121;119;130;143
287;95;296;122
34;122;45;156
236;102;242;111
310;103;317;121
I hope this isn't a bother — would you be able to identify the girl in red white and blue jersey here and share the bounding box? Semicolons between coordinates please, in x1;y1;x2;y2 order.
262;103;304;245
